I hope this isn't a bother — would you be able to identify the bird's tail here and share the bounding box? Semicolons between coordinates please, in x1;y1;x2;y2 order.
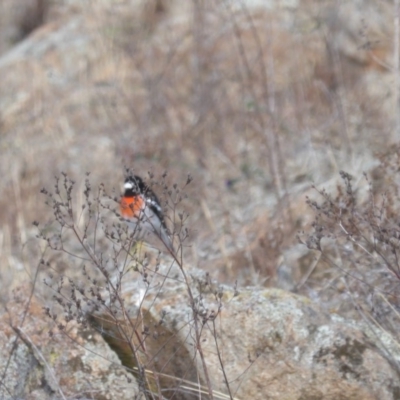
158;227;175;255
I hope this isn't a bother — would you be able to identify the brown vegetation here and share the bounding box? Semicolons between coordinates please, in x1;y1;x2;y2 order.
0;0;400;398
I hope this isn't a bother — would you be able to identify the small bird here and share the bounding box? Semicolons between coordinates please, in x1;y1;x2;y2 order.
120;175;174;253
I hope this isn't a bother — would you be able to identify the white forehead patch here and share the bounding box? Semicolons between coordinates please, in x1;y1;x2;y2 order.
124;181;134;190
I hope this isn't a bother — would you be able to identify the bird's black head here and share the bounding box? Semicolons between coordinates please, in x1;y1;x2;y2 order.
124;175;147;196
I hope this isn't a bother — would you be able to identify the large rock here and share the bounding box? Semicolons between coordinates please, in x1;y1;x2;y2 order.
88;261;400;400
0;285;140;400
2;260;400;399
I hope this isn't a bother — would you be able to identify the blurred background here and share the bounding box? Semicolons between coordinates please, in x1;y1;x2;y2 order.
0;0;397;314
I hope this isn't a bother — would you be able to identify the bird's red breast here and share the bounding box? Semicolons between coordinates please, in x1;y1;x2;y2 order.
120;195;145;219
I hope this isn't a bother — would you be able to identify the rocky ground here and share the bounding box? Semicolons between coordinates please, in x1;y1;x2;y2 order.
0;0;400;399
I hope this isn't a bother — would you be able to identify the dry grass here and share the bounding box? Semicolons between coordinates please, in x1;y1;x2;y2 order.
0;0;396;312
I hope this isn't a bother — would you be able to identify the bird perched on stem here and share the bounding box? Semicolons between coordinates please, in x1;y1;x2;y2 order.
120;175;174;253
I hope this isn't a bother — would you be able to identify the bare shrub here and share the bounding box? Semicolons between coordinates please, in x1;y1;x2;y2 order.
33;171;237;399
299;163;400;348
